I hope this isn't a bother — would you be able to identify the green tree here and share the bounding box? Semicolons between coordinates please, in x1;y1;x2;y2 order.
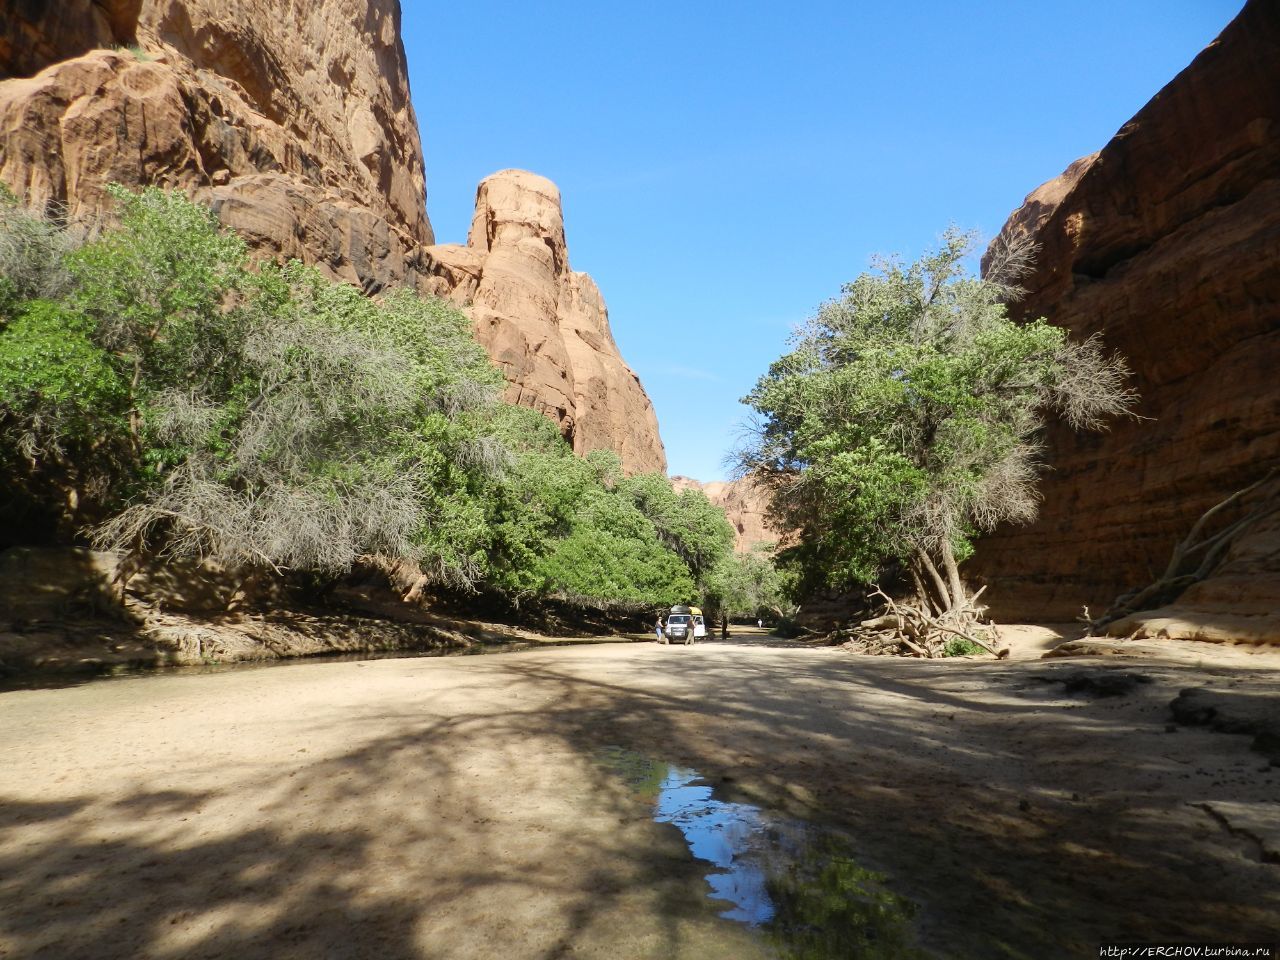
69;185;249;454
0;185;506;585
481;416;702;608
0;300;130;538
706;545;792;621
92;256;505;583
737;228;1135;619
618;472;734;584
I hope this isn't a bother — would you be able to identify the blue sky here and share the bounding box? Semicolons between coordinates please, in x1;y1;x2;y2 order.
402;1;1242;481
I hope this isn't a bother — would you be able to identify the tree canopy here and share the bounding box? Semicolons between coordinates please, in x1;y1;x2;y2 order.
737;228;1136;617
0;186;734;615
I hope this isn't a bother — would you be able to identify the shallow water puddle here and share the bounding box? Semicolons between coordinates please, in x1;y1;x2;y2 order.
599;746;926;958
653;765;792;924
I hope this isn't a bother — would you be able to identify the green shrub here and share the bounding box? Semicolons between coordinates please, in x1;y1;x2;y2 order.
0;185;724;611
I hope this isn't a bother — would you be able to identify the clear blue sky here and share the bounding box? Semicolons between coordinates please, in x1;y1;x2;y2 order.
403;1;1242;482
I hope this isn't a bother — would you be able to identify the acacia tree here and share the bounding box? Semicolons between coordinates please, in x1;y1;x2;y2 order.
737;228;1136;629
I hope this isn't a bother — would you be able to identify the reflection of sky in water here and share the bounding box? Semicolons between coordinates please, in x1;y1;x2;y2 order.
653;767;800;925
598;747;924;958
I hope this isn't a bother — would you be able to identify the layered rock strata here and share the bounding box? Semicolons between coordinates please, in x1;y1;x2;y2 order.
0;3;667;475
423;171;665;474
971;0;1280;640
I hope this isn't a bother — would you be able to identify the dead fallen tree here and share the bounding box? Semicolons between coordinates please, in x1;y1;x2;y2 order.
1089;467;1280;633
835;585;1006;658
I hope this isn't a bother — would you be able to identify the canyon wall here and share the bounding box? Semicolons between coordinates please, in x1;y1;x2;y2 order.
0;1;666;475
971;0;1280;641
671;476;775;553
0;0;432;291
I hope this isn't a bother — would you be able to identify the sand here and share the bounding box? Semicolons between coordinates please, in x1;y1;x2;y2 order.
1;629;1277;959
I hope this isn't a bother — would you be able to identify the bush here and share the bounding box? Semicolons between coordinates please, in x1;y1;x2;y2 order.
0;185;725;613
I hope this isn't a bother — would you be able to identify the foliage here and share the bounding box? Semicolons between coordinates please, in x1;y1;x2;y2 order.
0;300;128;465
93;254;506;579
0;186;502;580
738;227;1136;611
70;185;248;380
480;409;709;608
766;837;924;960
0;186;76;324
0;300;132;536
705;545;791;619
0;184;731;612
941;635;987;657
533;485;698;607
617;472;735;584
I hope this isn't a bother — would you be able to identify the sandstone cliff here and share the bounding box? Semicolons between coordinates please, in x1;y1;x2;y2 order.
971;0;1280;641
422;171;665;474
671;476;775;553
0;0;431;291
0;3;667;475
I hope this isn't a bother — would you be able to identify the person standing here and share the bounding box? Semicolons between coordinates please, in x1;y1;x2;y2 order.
757;618;763;629
655;616;665;643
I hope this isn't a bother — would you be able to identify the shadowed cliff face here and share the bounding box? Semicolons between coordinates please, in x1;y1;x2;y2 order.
0;0;144;80
0;3;668;475
973;0;1280;639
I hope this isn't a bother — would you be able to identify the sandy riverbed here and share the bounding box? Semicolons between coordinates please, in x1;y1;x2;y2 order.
1;629;1277;959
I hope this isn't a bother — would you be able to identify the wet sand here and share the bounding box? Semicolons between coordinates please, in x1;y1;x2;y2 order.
1;629;1277;959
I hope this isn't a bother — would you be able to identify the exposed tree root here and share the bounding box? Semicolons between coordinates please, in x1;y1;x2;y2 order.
1090;467;1280;633
835;585;1006;658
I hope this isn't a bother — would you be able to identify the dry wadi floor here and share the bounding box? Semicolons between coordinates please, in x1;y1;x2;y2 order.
1;629;1277;959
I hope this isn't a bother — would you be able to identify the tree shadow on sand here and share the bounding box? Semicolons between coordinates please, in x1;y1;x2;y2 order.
1;649;1277;959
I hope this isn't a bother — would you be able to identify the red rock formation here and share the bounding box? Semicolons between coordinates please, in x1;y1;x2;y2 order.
971;0;1280;640
0;0;430;291
0;1;143;81
0;3;668;475
671;476;776;553
423;171;666;474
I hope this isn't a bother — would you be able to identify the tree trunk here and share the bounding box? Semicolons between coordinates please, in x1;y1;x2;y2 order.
110;534;145;604
939;539;967;611
907;564;935;616
128;353;144;454
914;548;952;613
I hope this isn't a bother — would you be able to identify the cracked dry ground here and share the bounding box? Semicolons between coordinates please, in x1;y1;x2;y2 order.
1;631;1276;959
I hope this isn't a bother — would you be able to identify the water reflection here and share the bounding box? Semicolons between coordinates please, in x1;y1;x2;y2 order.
599;747;926;959
654;766;796;925
766;839;924;959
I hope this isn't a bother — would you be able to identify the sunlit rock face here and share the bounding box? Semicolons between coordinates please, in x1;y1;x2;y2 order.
423;170;667;475
0;4;667;475
671;476;775;553
971;0;1280;640
0;0;431;291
